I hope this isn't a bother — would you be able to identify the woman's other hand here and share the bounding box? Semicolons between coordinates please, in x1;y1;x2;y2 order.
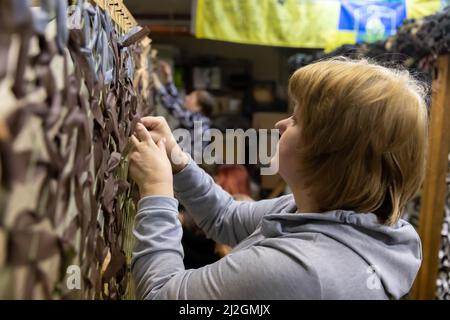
140;116;189;174
129;123;173;198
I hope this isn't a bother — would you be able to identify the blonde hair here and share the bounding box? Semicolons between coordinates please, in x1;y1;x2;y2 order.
289;57;428;225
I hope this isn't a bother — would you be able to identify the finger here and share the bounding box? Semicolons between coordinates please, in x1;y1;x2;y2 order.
135;123;152;143
129;150;138;162
139;125;158;149
130;135;140;148
146;133;158;149
140;116;161;130
147;130;159;143
157;138;167;153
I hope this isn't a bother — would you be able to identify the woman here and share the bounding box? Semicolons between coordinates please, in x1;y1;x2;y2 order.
129;58;428;299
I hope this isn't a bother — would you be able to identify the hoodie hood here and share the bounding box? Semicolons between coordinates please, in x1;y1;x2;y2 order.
260;209;422;299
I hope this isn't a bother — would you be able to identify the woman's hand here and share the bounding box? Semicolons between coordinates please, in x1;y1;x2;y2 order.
129;123;174;198
140;116;189;174
159;61;173;83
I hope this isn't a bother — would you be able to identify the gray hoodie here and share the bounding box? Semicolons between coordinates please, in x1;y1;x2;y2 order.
131;158;422;300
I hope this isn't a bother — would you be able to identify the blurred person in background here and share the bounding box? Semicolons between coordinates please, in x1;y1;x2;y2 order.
152;62;216;158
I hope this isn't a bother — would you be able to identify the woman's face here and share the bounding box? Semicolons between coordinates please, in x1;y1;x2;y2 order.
273;111;302;184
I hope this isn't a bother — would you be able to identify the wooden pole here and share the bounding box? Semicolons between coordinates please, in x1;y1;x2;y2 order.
411;55;450;300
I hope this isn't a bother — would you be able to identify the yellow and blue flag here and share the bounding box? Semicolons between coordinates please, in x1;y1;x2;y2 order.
194;0;448;51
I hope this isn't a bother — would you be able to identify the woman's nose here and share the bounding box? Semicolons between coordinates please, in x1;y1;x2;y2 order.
275;118;289;135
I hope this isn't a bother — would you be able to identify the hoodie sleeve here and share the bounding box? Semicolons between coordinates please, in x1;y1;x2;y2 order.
131;195;321;300
164;81;179;98
173;158;293;246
